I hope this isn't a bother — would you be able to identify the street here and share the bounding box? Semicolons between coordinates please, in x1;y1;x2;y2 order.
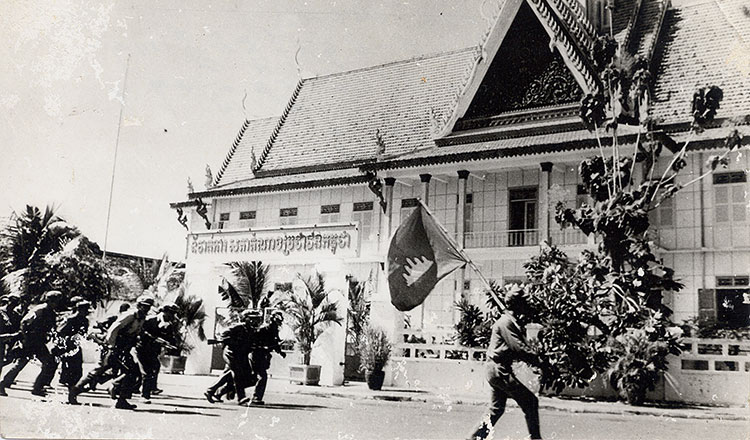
0;374;747;440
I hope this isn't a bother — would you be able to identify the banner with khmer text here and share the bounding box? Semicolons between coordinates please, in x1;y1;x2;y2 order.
186;224;359;263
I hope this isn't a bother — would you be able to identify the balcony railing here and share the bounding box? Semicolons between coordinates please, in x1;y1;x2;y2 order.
549;228;589;246
464;229;540;248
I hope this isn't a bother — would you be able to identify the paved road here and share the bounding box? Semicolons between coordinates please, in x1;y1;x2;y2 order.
0;380;747;440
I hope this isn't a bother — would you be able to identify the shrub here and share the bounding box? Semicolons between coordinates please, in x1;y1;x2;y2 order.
358;326;392;374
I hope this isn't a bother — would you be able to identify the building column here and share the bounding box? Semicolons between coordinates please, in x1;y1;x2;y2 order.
382;178;396;249
456;170;470;324
420;174;432;205
540;162;553;245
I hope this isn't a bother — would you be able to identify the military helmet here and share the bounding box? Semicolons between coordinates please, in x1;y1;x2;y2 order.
160;302;179;314
76;300;92;310
137;294;155;307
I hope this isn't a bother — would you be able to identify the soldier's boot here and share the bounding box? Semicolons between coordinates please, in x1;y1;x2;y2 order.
0;385;7;397
114;398;137;410
67;386;80;405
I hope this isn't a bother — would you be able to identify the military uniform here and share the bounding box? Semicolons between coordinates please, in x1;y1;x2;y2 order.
0;300;60;396
70;296;153;409
469;305;542;440
136;309;178;400
55;304;91;387
205;319;258;404
0;300;22;396
250;318;285;404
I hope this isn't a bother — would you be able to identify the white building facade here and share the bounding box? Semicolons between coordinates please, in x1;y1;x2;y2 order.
172;0;750;403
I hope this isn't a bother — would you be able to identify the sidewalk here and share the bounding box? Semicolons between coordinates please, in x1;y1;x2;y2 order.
262;376;750;422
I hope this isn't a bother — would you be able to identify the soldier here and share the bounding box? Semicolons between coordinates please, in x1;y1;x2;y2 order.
204;309;261;405
136;302;179;403
468;286;543;440
84;302;132;391
0;290;64;397
56;299;92;391
0;295;22;395
69;294;154;409
249;310;286;405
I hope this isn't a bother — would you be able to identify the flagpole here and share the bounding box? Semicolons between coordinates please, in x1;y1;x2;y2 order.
103;53;131;261
416;199;504;309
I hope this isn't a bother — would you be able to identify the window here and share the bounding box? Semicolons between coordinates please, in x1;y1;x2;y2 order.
508;187;538;246
320;204;341;223
464;193;473;233
700;276;750;328
239;211;256;228
714;172;747;224
280;207;298;226
217;212;230;229
352;201;374;240
650;196;674;227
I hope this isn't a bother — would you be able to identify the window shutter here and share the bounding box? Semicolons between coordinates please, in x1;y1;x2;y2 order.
698;289;716;320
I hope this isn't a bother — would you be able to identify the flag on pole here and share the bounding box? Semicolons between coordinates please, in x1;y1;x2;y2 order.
387;201;469;311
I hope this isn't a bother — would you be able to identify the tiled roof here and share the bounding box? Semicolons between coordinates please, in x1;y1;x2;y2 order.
190;168;368;199
362;126;643;170
651;0;750;124
214;116;279;187
627;0;668;59
253;48;482;175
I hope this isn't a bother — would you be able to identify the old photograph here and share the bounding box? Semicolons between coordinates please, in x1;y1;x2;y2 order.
1;0;749;438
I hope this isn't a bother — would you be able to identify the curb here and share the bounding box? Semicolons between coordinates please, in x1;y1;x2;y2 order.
285;388;750;422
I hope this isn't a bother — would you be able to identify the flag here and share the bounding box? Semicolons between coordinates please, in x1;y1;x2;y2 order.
387;202;468;311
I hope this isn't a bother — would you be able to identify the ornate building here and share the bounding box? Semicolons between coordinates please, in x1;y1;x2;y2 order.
171;0;749;401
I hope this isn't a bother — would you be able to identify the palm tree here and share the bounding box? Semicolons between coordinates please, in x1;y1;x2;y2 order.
346;275;371;350
0;205;79;302
283;271;343;365
226;261;270;309
121;253;181;299
169;285;208;356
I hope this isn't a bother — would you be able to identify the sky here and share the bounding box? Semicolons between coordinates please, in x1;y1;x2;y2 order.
0;0;491;260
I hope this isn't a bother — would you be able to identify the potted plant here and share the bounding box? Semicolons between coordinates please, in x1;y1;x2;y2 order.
283;271;343;385
160;288;207;374
358;325;392;390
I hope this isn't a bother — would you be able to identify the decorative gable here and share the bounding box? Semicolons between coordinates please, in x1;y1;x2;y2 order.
462;2;583;120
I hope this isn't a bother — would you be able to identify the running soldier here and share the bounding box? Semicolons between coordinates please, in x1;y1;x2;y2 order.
55;299;92;391
0;295;22;396
468;286;543;440
69;294;154;409
0;290;64;397
136;302;179;403
249;310;286;405
84;302;132;391
204;309;261;405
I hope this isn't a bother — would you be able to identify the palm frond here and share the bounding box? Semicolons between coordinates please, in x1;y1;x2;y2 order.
219;278;247;308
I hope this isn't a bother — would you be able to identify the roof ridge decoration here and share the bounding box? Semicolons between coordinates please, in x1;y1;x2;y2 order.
527;0;599;91
620;0;644;50
253;79;305;173
213;118;251;186
439;0;601;138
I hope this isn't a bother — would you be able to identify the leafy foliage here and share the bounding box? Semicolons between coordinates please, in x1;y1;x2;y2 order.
358;325;392;373
43;236;111;306
607;327;679;405
454;298;493;348
282;271;343;365
346;275;371;350
226;261;270;309
168;286;208;355
0;205;80;303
